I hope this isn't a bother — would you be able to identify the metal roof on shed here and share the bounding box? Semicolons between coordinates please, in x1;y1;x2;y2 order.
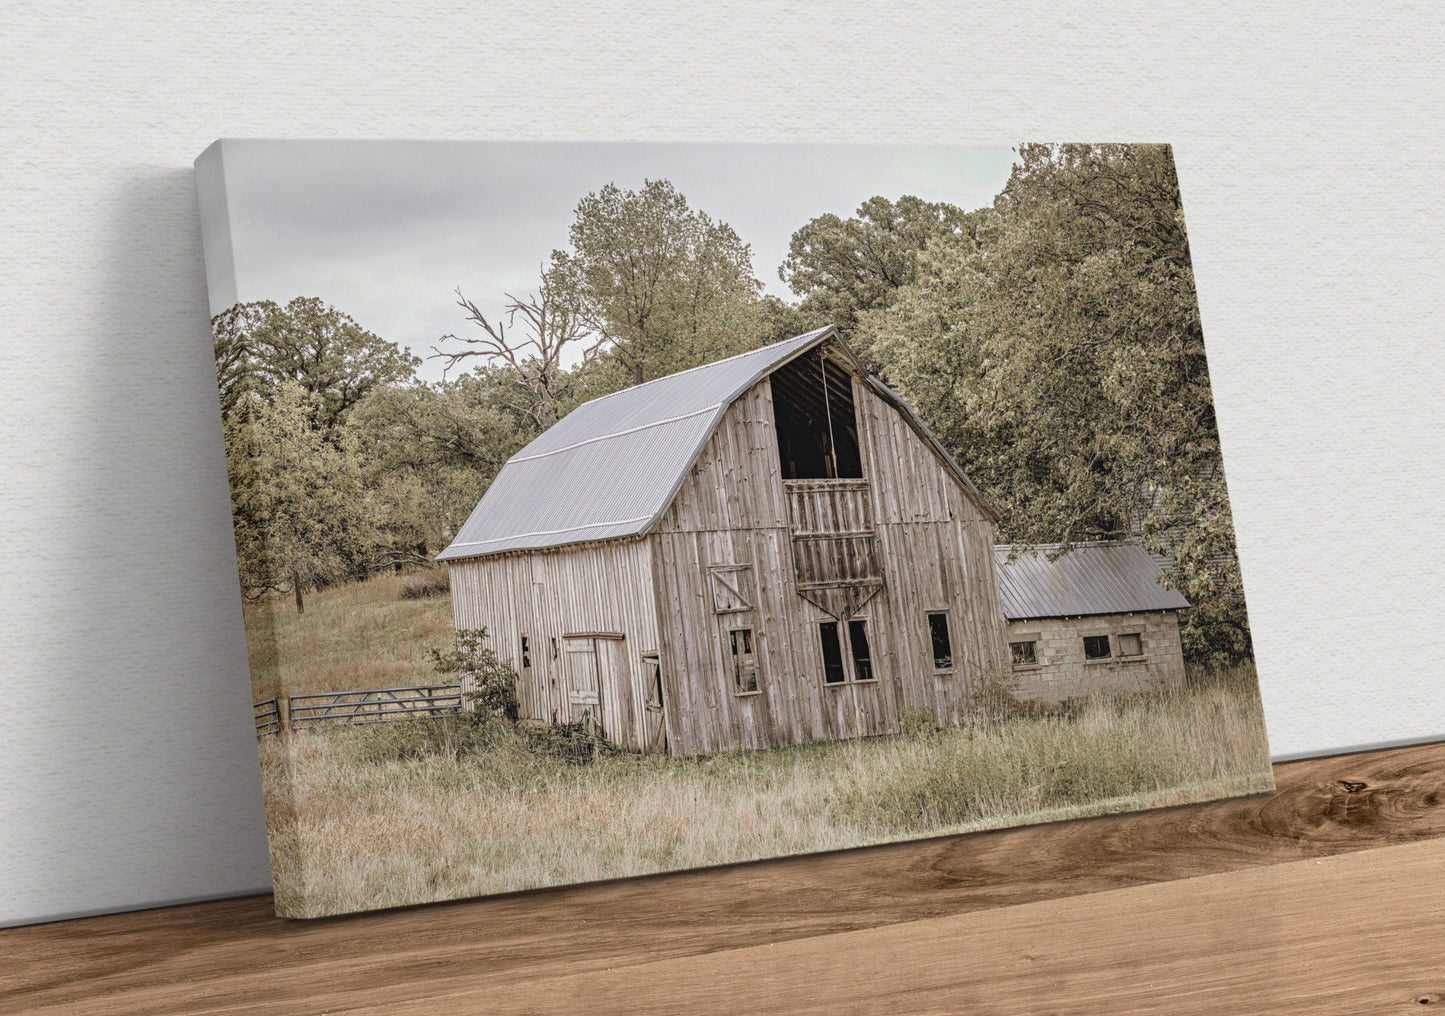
437;328;833;561
994;541;1190;620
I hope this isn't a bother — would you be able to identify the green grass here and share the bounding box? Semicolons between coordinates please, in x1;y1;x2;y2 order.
245;576;1273;919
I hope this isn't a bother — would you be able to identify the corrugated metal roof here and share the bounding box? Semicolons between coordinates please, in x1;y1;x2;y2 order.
994;541;1190;620
437;328;832;561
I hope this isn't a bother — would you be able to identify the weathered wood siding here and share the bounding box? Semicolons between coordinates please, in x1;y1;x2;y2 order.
447;539;659;750
1006;611;1186;704
853;377;1011;729
650;374;1009;755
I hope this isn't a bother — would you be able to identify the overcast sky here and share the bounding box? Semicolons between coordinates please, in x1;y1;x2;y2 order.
203;141;1017;381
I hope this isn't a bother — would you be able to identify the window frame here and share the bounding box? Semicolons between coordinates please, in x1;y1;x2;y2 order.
1010;639;1039;668
818;620;848;685
925;610;955;674
1083;634;1113;661
729;626;761;696
819;616;877;686
642;652;665;710
1116;632;1145;658
846;617;877;684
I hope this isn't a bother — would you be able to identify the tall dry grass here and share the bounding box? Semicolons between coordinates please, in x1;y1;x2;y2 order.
260;668;1273;918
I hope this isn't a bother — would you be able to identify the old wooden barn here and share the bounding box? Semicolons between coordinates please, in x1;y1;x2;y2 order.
438;326;1010;755
994;542;1191;703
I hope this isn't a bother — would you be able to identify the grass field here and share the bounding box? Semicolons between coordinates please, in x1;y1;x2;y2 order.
244;570;454;702
248;576;1273;919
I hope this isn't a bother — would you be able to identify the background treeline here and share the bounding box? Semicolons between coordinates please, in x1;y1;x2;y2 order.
215;143;1250;665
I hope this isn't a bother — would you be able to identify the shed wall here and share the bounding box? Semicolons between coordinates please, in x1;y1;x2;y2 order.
447;539;659;750
1005;611;1186;704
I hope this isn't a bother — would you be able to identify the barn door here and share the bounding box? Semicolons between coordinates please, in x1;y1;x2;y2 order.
641;652;667;754
563;638;603;735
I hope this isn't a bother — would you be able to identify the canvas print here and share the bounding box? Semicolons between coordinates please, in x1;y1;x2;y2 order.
195;141;1273;918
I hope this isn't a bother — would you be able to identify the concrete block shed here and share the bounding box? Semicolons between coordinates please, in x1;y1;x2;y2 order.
994;542;1191;704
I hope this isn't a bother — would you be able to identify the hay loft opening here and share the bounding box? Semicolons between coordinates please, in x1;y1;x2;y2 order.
770;347;863;479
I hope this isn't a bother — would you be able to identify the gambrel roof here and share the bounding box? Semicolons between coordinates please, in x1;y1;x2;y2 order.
438;326;993;562
994;541;1190;620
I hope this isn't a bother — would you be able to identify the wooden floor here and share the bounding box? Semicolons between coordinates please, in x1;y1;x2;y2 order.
3;741;1444;1015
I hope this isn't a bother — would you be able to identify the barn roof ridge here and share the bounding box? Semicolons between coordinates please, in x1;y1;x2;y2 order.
577;324;835;409
438;325;992;562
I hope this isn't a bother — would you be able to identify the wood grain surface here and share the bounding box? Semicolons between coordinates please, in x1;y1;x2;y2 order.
3;740;1443;1015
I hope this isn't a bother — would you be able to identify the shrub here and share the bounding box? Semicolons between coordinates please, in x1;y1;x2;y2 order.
429;627;520;721
399;568;450;600
898;705;939;738
518;721;621;766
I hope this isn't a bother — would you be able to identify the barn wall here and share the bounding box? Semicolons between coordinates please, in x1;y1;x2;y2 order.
652;381;834;754
651;373;1010;755
853;378;1011;728
447;539;659;750
1005;611;1186;704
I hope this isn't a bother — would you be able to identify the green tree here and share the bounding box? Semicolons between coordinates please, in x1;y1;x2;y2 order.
780;195;984;354
224;383;378;612
211;297;419;433
868;144;1249;665
346;371;539;562
551;179;764;383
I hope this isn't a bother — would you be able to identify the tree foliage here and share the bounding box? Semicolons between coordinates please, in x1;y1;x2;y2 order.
551;179;764;383
223;383;378;611
865;144;1249;664
780;195;985;353
212;297;419;433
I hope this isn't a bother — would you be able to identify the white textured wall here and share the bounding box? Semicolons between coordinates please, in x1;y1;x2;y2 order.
2;2;1442;927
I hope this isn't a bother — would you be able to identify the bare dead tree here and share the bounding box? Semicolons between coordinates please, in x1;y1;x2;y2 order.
431;270;607;430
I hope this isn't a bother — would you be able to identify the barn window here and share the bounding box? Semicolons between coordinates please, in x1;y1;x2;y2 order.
643;653;663;709
848;619;874;682
1117;633;1143;657
771;347;862;480
520;635;532;670
819;622;847;684
1010;640;1038;666
730;628;759;694
1083;635;1112;660
709;566;754;614
927;612;954;671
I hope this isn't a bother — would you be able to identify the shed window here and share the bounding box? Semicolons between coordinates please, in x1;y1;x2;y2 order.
771;347;862;480
848;619;874;682
1010;640;1037;666
520;635;532;670
1083;635;1112;660
730;628;759;694
1117;633;1143;657
927;612;954;671
819;622;847;684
